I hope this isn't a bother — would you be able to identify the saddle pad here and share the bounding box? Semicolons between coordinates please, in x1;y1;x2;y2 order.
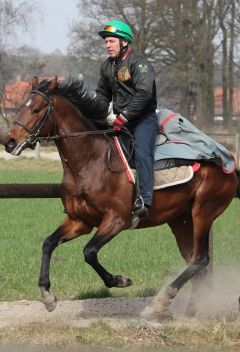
153;165;193;190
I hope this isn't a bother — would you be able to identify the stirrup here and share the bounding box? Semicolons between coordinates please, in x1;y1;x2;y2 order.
132;196;149;219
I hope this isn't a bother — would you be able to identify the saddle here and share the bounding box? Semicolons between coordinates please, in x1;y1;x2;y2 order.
114;134;199;190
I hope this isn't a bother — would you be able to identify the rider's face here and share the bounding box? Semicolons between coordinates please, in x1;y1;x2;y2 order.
104;37;127;58
104;37;120;58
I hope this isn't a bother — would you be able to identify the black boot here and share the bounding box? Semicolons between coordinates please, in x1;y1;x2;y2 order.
132;196;149;219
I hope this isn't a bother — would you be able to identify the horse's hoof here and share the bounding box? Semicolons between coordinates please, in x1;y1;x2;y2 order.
115;275;133;288
154;285;177;311
106;275;133;288
42;293;58;312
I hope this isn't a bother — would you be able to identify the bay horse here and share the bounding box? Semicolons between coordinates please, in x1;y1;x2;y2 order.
4;76;239;318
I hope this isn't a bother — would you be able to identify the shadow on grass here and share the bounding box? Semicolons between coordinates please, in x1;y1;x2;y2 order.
136;287;158;297
73;287;113;300
74;287;158;300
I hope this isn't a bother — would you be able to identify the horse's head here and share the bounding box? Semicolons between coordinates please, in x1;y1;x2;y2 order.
5;76;58;155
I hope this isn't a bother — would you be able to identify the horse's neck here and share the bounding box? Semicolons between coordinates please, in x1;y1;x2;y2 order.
53;97;107;169
54;96;90;134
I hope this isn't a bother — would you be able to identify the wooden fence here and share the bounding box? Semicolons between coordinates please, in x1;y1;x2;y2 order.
0;184;61;198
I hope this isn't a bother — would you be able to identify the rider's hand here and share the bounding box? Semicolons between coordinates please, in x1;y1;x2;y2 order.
112;113;128;133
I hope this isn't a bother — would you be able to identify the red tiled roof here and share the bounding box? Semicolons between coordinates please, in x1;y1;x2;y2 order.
0;81;31;109
0;77;64;110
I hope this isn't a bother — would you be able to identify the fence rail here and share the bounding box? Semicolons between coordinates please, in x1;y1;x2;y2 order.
0;184;61;198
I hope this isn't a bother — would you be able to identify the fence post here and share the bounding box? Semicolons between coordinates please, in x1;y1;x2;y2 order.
235;134;239;168
208;226;213;284
35;142;41;158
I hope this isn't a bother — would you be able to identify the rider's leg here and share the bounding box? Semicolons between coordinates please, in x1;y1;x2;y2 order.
128;111;158;216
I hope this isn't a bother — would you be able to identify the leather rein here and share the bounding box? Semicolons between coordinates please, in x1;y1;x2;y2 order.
14;89;118;144
13;89;134;173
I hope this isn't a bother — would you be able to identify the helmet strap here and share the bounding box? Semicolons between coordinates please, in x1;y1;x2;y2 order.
113;38;128;64
119;38;128;55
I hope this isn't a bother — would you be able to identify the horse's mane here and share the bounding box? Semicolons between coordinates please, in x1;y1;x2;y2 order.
36;77;108;127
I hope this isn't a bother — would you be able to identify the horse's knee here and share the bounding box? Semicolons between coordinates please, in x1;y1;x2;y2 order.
83;246;97;264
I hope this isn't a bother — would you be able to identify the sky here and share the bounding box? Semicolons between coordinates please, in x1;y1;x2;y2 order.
21;0;79;54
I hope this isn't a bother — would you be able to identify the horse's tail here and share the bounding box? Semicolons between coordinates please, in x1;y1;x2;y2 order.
235;169;240;198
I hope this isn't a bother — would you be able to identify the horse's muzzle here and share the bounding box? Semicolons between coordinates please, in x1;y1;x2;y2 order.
4;138;17;154
4;137;36;155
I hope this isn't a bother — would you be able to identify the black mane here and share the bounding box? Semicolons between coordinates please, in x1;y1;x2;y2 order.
36;77;108;126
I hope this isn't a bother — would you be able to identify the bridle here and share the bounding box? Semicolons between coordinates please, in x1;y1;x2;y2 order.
12;89;134;172
13;89;124;144
13;90;55;146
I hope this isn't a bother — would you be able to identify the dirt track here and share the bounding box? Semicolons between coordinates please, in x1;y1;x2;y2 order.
0;288;239;329
0;297;154;329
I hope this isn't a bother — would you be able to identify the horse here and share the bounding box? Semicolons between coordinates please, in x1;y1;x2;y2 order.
4;76;239;318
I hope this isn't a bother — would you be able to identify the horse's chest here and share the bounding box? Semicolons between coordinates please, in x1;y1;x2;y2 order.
64;192;102;226
62;174;107;224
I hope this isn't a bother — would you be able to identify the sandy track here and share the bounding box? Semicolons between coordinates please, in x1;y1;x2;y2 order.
0;297;154;329
0;287;239;330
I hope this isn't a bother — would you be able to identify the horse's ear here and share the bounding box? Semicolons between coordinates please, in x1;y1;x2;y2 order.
47;76;58;92
32;76;39;89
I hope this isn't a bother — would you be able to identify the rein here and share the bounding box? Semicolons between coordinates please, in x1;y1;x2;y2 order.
36;128;117;142
14;89;119;143
13;89;134;173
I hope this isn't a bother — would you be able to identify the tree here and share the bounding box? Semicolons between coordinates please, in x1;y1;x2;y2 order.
216;0;240;128
68;1;212;121
69;0;240;128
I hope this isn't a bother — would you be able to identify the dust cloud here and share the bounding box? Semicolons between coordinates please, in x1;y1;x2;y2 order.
191;265;240;320
142;265;240;321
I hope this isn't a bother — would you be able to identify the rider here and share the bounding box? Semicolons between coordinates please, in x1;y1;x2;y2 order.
96;20;159;218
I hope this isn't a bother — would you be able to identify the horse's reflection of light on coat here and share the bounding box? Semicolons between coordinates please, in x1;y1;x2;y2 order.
4;77;240;318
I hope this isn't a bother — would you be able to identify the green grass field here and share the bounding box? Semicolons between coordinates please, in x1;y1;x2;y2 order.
0;157;239;302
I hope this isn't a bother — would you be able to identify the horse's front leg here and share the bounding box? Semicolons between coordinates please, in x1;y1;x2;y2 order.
83;212;133;288
38;216;92;312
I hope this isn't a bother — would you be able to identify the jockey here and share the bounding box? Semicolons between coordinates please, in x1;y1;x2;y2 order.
96;20;158;218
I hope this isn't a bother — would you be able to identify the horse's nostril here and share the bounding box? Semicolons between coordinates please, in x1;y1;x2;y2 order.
4;138;17;153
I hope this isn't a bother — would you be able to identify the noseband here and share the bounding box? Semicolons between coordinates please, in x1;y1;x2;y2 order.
14;90;54;145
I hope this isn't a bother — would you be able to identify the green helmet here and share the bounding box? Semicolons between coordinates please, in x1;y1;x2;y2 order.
98;20;133;43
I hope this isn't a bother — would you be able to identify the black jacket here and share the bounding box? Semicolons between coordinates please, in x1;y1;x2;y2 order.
96;48;157;121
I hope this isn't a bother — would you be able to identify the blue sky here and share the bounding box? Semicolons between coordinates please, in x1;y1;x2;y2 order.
21;0;78;54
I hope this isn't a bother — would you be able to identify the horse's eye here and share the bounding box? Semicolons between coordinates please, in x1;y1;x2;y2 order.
33;107;41;114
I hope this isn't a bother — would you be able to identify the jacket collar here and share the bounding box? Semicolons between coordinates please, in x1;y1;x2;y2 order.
113;46;132;65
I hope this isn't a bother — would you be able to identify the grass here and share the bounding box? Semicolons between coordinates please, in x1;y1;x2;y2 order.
0;319;240;351
0;157;239;303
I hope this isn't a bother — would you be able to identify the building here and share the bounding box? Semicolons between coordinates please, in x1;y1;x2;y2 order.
0;81;32;115
214;86;240;124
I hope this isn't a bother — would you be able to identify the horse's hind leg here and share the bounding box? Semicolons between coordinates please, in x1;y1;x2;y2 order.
38;216;92;312
168;214;212;317
154;210;211;319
